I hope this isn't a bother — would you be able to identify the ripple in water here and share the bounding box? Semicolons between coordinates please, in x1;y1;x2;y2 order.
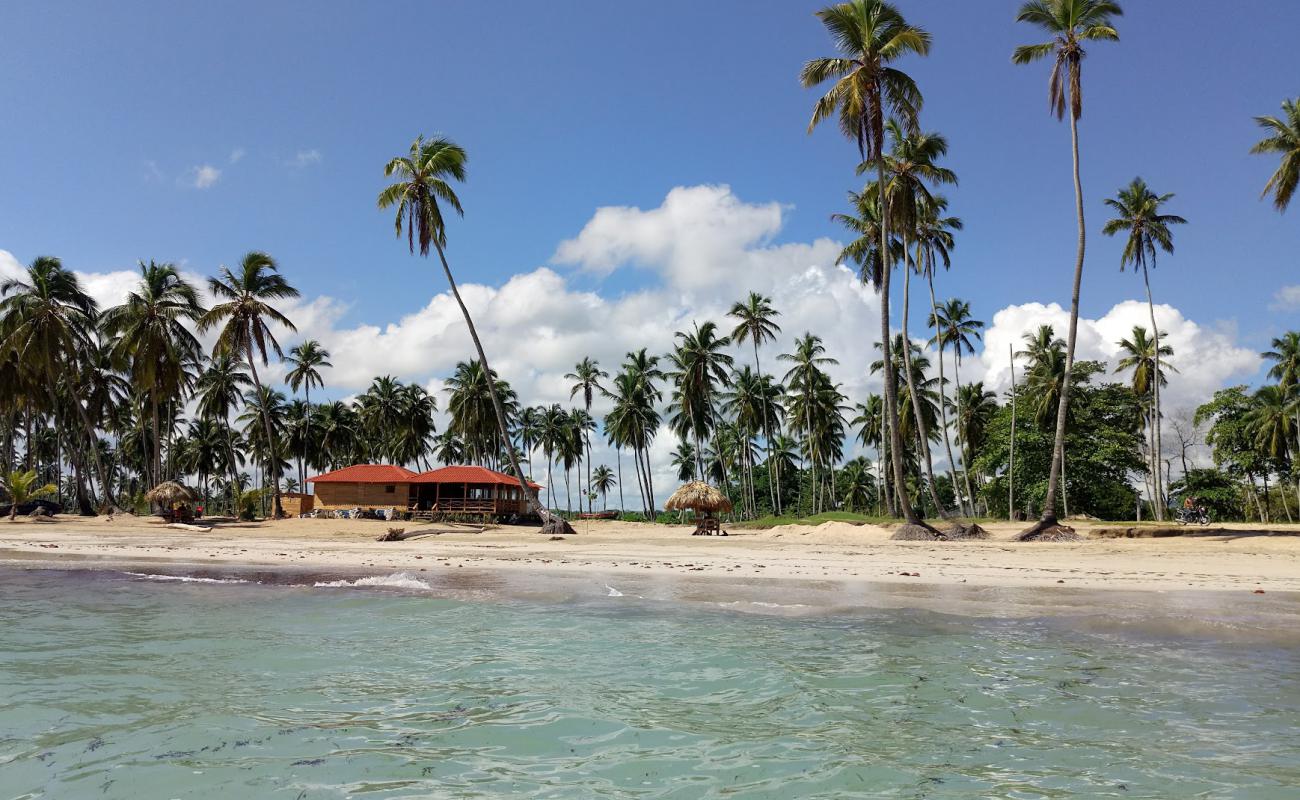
2;567;1298;798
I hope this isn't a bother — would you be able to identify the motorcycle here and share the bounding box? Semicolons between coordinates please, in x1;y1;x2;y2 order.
1176;505;1211;526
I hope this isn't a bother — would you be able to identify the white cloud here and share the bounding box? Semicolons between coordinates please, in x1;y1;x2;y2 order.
286;149;322;168
229;148;246;164
187;164;221;189
1271;284;1300;312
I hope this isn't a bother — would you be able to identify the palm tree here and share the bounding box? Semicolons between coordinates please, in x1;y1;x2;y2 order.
1017;325;1068;428
2;469;58;521
780;334;838;514
565;357;608;513
604;354;663;517
0;256;117;510
591;464;616;511
1263;332;1300;511
929;297;983;512
851;395;887;513
728;292;783;512
875;120;958;519
841;457;874;512
954;381;997;507
1250;98;1300;213
378;136;564;532
196;353;252;512
1115;325;1176;514
101;261;204;489
285;340;331;486
197;251;299;518
668;322;734;483
803;0;930;528
1102;177;1186;518
1012;0;1122;535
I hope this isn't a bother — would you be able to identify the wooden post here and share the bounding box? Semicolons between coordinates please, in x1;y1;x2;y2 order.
1008;343;1017;522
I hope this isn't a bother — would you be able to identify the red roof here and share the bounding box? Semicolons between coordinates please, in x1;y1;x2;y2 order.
307;464;419;484
411;465;541;489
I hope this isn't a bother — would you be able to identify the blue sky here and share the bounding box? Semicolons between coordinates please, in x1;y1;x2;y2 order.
1;0;1296;396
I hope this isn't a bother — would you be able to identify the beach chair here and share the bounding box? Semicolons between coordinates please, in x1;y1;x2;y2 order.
691;516;724;536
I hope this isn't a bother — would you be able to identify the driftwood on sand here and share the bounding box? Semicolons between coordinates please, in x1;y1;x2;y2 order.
167;522;213;532
377;524;486;542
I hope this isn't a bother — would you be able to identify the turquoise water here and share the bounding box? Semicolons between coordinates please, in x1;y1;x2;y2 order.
2;568;1299;799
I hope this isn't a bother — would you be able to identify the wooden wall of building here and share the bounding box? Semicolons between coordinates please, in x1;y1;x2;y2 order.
281;493;315;516
313;482;409;510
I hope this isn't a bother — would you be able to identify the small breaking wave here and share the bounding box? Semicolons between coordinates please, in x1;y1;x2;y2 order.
125;572;250;585
313;572;433;591
605;585;624;597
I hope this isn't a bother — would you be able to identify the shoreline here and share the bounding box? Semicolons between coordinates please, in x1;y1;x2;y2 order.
3;515;1300;592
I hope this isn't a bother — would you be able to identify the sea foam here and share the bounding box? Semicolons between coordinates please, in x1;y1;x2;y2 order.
313;572;433;591
125;572;249;585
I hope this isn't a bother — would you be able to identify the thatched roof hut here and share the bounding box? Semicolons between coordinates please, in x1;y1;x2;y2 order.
145;481;198;508
664;481;733;515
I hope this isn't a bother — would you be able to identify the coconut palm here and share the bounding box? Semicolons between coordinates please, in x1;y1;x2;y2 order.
379;135;562;530
0;256;116;509
565;357;608;513
1102;178;1186;517
197;251;299;518
285;339;331;485
196;353;252;510
1012;0;1122;535
101;261;204;488
875;121;957;517
1250;98;1300;213
841;457;874;512
728;292;783;512
1017;325;1068;428
1115;325;1176;513
2;469;58;521
591;464;616;511
1263;331;1300;510
803;0;930;528
929;297;983;510
780;334;838;514
668;322;734;482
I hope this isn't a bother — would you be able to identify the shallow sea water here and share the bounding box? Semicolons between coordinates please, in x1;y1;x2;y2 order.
1;567;1298;799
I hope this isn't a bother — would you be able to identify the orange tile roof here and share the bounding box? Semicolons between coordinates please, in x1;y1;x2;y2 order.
307;464;419;484
411;465;542;489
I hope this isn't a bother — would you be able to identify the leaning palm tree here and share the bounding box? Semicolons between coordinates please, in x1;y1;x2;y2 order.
2;469;58;521
1102;177;1186;519
379;135;568;533
1011;0;1122;537
285;339;331;486
1250;98;1300;213
197;251;299;518
803;0;931;530
101;261;205;488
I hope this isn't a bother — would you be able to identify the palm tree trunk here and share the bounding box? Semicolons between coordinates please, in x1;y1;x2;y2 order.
753;340;778;515
877;164;922;527
926;268;966;516
151;394;163;486
1030;101;1087;534
616;444;625;512
432;242;569;533
244;348;284;518
900;245;947;518
1142;266;1165;520
953;354;977;515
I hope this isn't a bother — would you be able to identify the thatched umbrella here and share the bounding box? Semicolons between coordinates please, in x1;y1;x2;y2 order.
145;481;198;509
665;481;733;514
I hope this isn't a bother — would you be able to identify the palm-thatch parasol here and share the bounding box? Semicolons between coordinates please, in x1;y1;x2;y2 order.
145;481;198;508
665;481;733;514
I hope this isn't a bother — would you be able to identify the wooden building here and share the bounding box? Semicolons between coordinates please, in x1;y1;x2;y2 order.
306;463;542;519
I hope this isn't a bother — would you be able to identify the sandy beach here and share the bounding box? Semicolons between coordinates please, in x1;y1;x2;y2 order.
3;514;1298;597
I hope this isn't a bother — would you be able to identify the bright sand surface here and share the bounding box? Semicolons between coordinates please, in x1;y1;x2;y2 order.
3;514;1299;598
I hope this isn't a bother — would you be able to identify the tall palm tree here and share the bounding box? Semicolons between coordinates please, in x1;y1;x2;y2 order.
197;251;299;518
1115;325;1176;513
565;356;607;513
1250;98;1300;213
1012;0;1122;535
929;297;983;512
0;256;117;509
1017;325;1068;428
604;353;664;516
285;339;331;486
780;334;838;514
1102;177;1186;518
668;322;734;483
728;292;782;512
101;261;204;488
379;135;564;531
591;464;616;511
876;121;957;517
803;0;930;527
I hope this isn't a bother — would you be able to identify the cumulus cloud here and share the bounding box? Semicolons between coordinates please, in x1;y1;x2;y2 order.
187;165;221;189
1271;284;1300;312
286;149;322;168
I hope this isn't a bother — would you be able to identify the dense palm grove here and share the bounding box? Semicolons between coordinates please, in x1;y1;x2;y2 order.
3;0;1299;525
